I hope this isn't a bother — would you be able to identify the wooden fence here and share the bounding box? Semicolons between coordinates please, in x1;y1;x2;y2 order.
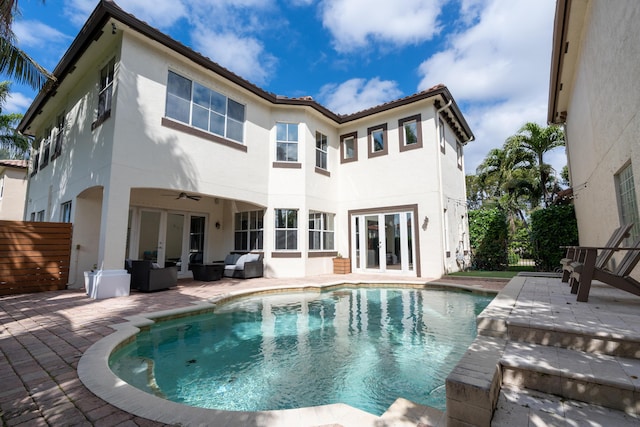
0;220;72;295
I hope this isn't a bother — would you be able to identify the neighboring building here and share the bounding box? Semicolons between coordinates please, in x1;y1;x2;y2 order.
548;0;640;250
0;159;28;220
19;0;474;289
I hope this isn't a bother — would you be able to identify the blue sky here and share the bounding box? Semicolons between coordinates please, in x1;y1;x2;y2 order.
5;0;563;175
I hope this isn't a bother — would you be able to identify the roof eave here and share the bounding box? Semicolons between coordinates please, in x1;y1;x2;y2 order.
548;0;571;124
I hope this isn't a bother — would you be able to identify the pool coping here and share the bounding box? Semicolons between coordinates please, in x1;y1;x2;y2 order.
78;280;497;427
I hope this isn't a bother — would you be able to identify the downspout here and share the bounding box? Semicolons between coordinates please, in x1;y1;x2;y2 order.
435;99;452;275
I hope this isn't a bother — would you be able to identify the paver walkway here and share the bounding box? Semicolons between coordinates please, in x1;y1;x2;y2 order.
0;274;504;427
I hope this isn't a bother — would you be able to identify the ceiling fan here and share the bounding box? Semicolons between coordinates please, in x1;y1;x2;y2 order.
163;192;201;201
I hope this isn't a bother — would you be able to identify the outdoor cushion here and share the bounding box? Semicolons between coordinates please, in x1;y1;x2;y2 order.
224;253;242;265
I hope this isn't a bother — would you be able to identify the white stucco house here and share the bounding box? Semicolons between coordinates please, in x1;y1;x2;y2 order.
19;0;474;290
548;0;640;252
0;159;28;220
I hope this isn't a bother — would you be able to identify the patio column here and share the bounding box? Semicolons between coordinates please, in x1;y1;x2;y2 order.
91;182;131;299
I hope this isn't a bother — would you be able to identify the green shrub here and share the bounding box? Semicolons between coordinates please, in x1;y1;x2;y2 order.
469;208;508;270
530;205;578;271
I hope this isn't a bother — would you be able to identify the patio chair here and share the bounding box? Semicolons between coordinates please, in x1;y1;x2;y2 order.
569;238;640;302
560;223;632;282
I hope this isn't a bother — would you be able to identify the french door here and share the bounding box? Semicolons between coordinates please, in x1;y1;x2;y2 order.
127;208;206;276
352;211;415;274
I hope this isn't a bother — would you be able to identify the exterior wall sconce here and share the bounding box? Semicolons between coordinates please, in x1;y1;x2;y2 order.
422;216;429;230
215;221;221;229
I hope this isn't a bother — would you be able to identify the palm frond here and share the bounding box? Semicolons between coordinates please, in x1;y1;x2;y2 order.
0;35;53;89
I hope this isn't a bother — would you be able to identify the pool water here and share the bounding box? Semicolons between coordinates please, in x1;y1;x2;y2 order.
110;287;493;416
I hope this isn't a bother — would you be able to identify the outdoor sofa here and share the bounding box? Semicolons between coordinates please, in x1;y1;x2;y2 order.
223;252;264;279
129;260;178;292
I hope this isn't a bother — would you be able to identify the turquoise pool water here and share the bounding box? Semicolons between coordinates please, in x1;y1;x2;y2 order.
110;287;493;416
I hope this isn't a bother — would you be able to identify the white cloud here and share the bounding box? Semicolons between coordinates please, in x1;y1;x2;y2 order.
115;0;188;29
13;20;70;48
416;0;558;173
317;77;402;115
64;0;187;28
320;0;445;53
5;92;33;114
63;0;100;26
191;30;277;86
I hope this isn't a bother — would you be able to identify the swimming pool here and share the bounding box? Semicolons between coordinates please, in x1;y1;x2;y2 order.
109;286;493;416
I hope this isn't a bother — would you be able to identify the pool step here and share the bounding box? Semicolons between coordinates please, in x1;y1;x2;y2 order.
379;398;445;427
500;341;640;416
493;385;640;426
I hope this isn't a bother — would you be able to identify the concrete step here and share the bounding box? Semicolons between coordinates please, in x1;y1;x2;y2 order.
492;385;640;427
500;341;640;417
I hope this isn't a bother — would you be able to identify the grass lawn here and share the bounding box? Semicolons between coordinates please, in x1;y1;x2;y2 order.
446;270;520;279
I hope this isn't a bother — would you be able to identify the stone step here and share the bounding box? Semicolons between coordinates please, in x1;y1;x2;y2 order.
500;341;640;416
492;385;640;427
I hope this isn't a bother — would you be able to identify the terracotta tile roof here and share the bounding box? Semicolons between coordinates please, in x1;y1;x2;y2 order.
0;159;28;168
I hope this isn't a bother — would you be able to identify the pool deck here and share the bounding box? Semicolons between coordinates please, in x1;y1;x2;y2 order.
1;273;639;426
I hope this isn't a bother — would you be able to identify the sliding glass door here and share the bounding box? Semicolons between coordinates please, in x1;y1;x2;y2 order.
352;210;415;274
127;208;206;276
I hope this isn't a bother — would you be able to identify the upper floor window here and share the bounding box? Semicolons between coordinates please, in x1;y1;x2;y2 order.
438;117;446;153
31;143;40;176
97;58;115;122
276;122;298;162
60;201;72;223
309;211;334;251
456;141;463;169
40;127;51;169
340;131;358;163
315;131;328;170
234;210;264;251
275;208;298;250
165;71;245;143
52;112;65;160
368;123;388;158
399;114;423;152
36;210;45;222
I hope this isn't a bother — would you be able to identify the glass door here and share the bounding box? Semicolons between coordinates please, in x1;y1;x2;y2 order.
365;215;381;269
165;213;185;269
138;210;161;263
352;211;415;274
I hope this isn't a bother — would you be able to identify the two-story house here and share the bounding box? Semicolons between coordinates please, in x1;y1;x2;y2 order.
0;159;28;220
19;0;474;290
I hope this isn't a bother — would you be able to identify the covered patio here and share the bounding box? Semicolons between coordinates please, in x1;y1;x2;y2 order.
1;273;638;426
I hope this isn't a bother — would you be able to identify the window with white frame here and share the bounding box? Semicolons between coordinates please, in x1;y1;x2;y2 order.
31;142;40;176
340;132;358;163
60;201;72;223
165;71;246;143
367;123;388;158
97;58;115;123
234;210;264;251
456;141;463;169
275;209;298;250
40;127;51;169
315;131;328;170
398;114;422;152
30;212;35;221
438;117;446;153
37;210;45;222
276;122;298;162
309;211;334;250
615;163;640;242
53;112;65;159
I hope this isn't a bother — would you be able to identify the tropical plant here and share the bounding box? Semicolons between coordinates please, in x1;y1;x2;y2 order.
0;80;29;158
0;0;52;89
506;122;565;207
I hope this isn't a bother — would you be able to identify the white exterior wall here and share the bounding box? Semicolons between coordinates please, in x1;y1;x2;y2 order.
0;167;28;220
561;1;640;247
23;16;472;284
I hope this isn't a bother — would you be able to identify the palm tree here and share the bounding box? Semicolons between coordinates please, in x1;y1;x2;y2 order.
0;80;30;158
0;0;53;89
506;122;565;207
